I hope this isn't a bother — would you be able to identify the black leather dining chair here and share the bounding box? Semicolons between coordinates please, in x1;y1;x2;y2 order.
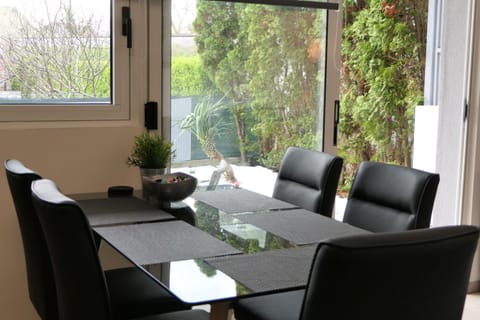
233;225;479;320
31;178;209;320
4;159;58;320
273;147;343;217
5;159;190;320
342;161;440;232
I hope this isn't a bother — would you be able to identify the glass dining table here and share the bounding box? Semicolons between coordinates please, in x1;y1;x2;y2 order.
72;185;369;320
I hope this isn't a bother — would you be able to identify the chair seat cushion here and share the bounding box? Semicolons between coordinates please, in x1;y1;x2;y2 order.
234;290;304;320
105;267;189;320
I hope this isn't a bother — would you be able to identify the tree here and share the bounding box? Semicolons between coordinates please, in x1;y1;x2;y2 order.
0;1;109;99
193;1;250;163
171;56;212;97
242;6;324;168
194;2;326;169
339;0;427;187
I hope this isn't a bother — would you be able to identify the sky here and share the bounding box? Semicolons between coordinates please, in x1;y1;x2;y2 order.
0;0;109;11
0;0;197;34
0;0;110;27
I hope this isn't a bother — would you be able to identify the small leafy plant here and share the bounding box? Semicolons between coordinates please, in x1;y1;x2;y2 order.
127;132;173;169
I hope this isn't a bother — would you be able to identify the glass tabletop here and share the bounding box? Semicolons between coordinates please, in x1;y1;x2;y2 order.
79;187;368;305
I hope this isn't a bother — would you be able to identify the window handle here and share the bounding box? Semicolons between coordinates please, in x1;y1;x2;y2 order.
333;100;340;146
122;7;132;48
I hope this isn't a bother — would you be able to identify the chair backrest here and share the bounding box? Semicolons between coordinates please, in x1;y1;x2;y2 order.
343;161;439;232
4;159;58;320
300;225;480;320
31;179;111;320
273;147;343;217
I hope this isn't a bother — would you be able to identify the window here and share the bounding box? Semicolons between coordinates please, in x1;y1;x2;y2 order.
162;0;340;191
0;0;130;122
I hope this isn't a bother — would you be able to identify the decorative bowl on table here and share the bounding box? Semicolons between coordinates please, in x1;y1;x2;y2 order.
142;172;198;205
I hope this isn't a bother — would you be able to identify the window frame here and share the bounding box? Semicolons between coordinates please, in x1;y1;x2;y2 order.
0;0;132;124
157;0;341;153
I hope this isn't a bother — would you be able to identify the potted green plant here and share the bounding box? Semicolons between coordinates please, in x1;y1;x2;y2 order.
127;131;173;170
127;131;174;202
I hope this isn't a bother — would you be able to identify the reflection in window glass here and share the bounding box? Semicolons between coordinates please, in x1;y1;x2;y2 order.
0;0;111;104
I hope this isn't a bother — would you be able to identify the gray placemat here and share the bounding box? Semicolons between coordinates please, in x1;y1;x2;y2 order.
191;189;298;213
236;209;370;245
206;245;317;292
94;220;242;265
77;197;175;227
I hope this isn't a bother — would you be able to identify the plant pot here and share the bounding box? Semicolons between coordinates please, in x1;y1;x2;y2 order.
140;168;167;205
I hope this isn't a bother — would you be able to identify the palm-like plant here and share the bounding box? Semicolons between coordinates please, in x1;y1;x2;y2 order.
181;95;228;161
181;96;238;184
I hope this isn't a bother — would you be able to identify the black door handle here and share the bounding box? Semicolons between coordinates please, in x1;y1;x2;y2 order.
333;100;340;146
122;7;132;49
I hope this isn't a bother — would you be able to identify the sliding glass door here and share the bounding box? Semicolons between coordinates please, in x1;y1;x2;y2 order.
163;0;340;192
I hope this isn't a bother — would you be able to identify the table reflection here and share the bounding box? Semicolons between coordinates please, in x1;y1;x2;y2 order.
174;197;296;253
142;259;251;304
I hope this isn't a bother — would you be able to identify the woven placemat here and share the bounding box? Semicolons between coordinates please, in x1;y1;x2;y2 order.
237;209;370;245
206;246;317;292
94;220;241;265
191;189;297;213
78;197;175;226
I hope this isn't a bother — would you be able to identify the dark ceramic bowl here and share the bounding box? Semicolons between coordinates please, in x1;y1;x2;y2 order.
142;172;197;202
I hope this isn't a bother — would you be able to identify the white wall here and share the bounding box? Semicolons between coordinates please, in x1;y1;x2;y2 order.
412;105;439;173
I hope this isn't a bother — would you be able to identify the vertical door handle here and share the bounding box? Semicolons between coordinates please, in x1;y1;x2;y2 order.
333;100;340;146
